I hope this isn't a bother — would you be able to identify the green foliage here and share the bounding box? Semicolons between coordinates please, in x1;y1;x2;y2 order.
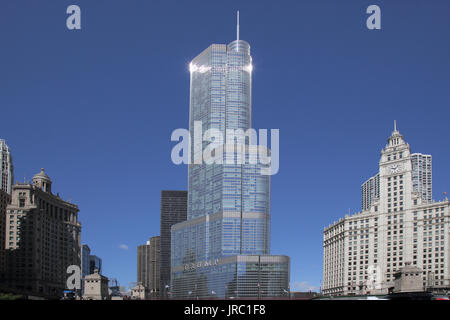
0;292;23;300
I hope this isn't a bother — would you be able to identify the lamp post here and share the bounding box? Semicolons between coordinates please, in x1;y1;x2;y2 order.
195;283;198;300
257;282;261;300
164;284;169;300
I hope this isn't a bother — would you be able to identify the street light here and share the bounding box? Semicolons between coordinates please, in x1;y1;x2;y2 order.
195;283;198;300
257;282;260;300
164;284;169;300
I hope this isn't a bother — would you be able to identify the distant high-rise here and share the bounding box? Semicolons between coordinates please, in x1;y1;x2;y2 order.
362;174;380;211
0;139;13;283
0;140;13;195
411;153;432;203
137;236;161;298
3;169;81;298
81;245;91;278
159;190;187;298
137;242;149;294
81;244;91;294
170;14;290;299
0;189;11;288
89;255;102;274
149;236;160;298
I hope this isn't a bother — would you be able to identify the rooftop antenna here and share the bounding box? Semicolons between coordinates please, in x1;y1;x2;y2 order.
394;120;397;132
236;11;240;42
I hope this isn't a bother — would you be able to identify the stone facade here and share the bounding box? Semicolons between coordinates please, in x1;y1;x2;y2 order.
131;282;147;300
393;262;423;293
323;124;450;296
83;269;109;300
3;169;81;298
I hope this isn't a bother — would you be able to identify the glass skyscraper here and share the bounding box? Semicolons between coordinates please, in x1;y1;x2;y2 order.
171;18;289;299
89;255;102;274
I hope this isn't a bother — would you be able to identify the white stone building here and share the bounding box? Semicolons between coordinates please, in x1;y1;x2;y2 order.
323;123;450;296
131;282;148;300
83;269;109;300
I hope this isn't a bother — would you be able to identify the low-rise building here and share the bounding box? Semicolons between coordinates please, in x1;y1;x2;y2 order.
131;282;147;300
393;262;423;293
83;269;109;300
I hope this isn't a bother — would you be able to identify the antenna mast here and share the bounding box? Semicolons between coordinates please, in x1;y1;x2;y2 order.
237;11;240;41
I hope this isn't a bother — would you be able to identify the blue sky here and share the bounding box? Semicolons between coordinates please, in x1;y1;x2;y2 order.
1;0;450;291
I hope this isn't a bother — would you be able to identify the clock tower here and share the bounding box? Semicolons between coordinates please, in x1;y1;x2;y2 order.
323;121;449;296
379;121;413;214
377;121;416;289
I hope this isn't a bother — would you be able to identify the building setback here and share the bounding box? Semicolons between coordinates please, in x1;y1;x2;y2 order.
323;124;450;296
159;190;187;298
3;169;81;298
137;236;160;299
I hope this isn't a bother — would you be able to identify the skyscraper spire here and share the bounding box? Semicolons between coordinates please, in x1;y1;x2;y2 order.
394;120;397;132
236;11;240;41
